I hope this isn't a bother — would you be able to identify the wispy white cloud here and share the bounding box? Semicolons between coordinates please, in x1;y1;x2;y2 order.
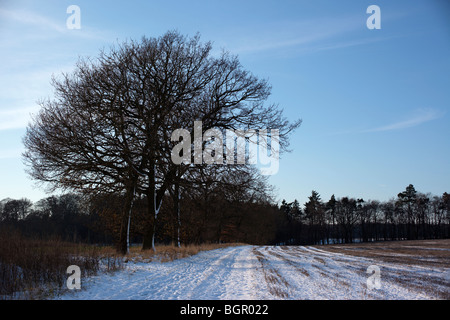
0;7;107;41
230;29;336;55
325;108;445;137
0;106;39;131
0;7;66;33
0;68;56;131
0;147;24;160
225;14;394;57
305;35;401;54
363;108;444;133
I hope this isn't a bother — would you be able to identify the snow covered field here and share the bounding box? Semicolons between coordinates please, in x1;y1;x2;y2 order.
57;244;449;300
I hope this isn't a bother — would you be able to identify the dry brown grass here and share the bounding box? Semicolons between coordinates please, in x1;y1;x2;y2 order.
253;247;290;298
126;242;246;263
314;257;326;264
0;231;105;299
269;247;310;277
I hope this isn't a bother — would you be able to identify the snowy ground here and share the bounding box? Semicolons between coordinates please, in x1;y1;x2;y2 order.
57;245;449;300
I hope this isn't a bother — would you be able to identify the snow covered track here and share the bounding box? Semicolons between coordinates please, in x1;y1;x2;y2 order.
57;245;449;300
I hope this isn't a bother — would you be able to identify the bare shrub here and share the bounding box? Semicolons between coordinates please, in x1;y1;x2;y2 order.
0;230;102;299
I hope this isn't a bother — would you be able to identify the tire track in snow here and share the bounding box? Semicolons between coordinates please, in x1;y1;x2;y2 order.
183;246;242;299
220;246;260;300
261;246;372;299
148;246;242;299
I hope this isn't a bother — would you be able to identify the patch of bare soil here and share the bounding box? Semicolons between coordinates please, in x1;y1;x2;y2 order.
314;239;450;268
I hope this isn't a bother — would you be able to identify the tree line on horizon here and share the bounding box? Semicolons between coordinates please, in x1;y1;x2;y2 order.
1;184;449;247
277;184;450;245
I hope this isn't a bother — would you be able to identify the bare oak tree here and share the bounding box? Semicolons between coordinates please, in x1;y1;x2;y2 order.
23;31;301;253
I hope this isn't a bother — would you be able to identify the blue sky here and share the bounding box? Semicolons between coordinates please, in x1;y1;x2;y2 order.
1;0;449;206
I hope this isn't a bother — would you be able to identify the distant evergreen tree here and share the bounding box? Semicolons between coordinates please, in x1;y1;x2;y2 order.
304;191;325;244
398;184;418;239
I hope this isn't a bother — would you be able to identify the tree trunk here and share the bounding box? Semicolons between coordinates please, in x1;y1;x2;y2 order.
142;189;157;251
118;185;136;255
142;165;163;252
174;181;181;248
